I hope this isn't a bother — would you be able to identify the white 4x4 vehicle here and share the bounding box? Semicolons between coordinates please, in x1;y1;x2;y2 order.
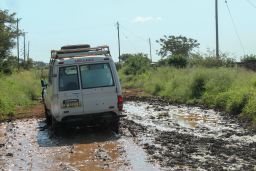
42;44;123;133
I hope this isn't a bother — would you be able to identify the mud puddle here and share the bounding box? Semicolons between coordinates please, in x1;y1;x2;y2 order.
123;101;256;170
124;101;256;141
0;99;255;170
0;119;161;171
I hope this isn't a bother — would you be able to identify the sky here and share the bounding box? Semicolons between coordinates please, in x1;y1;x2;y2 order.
1;0;256;62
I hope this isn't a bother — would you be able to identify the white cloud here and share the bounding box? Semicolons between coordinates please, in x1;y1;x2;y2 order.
133;16;162;23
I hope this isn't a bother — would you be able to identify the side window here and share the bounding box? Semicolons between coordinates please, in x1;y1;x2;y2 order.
59;66;80;91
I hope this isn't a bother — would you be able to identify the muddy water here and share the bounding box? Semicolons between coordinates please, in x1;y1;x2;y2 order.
0;119;160;171
0;123;6;168
124;101;256;141
123;101;256;170
0;100;255;170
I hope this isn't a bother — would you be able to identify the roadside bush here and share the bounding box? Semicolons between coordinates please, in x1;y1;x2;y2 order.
0;70;41;119
225;90;248;115
242;93;256;122
119;67;256;124
191;73;206;99
188;53;235;68
157;54;188;68
0;56;17;75
241;54;256;62
167;55;188;68
123;54;150;75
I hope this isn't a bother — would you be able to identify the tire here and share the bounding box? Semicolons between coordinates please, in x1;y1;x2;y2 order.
111;118;120;134
44;105;51;125
51;115;61;135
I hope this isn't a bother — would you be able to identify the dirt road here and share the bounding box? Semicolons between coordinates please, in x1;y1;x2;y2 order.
0;98;255;170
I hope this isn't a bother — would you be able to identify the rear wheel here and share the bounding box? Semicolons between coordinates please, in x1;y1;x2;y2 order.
111;118;120;134
51;116;61;135
44;105;51;125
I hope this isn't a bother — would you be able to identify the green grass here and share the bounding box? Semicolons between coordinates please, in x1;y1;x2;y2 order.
0;70;43;120
119;67;256;125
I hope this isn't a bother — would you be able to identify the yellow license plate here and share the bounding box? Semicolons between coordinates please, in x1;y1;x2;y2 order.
62;99;80;108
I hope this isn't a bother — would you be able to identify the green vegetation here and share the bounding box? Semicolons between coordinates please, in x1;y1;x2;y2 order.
0;10;19;73
120;64;256;126
156;35;200;57
0;70;44;120
121;53;151;75
241;54;256;62
0;10;45;120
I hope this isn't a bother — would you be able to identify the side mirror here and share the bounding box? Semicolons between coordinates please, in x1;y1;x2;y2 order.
41;79;47;88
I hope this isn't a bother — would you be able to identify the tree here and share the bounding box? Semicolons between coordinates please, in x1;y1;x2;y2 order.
0;10;17;63
123;53;151;75
156;35;200;57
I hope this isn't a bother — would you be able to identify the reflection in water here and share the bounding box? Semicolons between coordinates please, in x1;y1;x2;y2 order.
36;122;124;171
174;113;217;128
123;101;247;140
1;119;160;171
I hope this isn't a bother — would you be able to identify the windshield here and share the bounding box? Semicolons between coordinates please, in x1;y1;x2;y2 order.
80;63;114;89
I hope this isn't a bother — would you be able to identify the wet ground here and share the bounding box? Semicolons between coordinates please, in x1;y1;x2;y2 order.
0;98;256;170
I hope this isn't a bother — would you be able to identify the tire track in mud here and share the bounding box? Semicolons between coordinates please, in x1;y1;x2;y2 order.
0;99;255;171
123;119;256;170
0;119;161;171
122;100;256;171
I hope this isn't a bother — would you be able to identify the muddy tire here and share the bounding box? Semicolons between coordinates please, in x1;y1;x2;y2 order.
111;118;120;134
51;116;61;135
44;105;51;125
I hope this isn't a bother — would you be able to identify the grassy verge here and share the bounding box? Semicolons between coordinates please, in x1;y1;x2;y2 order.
119;67;256;127
0;70;45;120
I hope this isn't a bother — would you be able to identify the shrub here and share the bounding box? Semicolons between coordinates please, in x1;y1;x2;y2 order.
242;93;256;122
225;90;248;115
191;74;206;99
123;54;150;75
241;54;256;62
119;67;256;124
0;70;41;118
167;54;188;68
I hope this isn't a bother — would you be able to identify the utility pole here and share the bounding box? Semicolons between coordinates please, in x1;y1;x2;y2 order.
117;22;121;63
27;41;30;60
23;32;28;62
215;0;220;59
149;38;152;63
16;18;21;68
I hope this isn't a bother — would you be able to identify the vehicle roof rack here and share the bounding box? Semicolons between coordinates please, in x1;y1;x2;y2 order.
61;44;90;50
51;45;111;59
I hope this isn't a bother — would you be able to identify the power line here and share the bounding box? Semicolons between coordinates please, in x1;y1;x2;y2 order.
225;0;246;56
119;24;148;42
119;30;141;51
246;0;256;9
